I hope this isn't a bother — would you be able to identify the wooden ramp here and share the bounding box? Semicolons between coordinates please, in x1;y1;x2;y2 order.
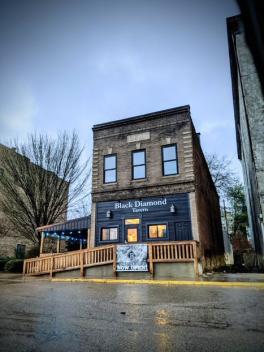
23;241;199;277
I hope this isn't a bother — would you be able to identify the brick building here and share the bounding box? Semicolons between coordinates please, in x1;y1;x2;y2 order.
0;144;68;259
227;15;264;266
89;105;224;271
0;144;35;258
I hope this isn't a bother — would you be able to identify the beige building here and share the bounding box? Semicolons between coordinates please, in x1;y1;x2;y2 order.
90;105;225;271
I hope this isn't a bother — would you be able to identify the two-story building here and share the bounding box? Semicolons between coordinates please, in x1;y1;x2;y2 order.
89;105;224;273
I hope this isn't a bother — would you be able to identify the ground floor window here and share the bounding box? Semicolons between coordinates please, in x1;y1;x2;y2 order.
148;224;167;239
101;227;118;241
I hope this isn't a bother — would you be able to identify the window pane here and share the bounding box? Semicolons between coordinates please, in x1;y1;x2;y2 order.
127;228;138;242
148;226;158;238
104;155;116;170
163;146;176;161
148;225;167;238
101;228;109;241
125;219;140;225
105;169;116;183
110;228;118;240
133;165;145;179
133;151;145;165
164;160;177;175
102;228;118;241
158;225;167;238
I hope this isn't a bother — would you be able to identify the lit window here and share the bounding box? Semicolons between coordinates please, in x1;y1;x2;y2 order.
104;155;117;183
125;219;140;225
132;150;146;180
127;228;138;242
162;145;178;176
148;224;167;239
101;227;118;241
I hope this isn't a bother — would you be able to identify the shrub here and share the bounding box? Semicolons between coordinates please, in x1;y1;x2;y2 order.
4;259;24;273
0;257;11;271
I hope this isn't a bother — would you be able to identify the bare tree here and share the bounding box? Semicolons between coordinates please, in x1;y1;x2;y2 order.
206;153;237;198
0;132;90;247
206;153;249;242
0;217;12;238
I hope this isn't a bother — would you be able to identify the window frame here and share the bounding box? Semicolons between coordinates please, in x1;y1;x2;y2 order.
131;149;146;180
103;154;117;184
99;226;119;243
161;144;178;176
146;222;169;241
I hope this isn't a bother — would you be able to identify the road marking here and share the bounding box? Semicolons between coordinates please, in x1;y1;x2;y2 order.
51;278;264;289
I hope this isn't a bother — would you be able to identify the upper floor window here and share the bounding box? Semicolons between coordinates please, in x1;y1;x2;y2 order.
162;144;178;176
132;150;146;180
104;154;117;183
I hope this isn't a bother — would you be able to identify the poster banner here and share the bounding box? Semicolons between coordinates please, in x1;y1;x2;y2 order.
116;244;148;271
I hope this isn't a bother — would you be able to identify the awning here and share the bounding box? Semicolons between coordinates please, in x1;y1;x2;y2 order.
36;216;90;240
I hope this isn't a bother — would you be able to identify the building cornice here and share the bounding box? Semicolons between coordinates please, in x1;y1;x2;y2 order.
92;105;190;131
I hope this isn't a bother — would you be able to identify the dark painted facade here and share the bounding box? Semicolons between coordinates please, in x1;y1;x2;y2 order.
95;194;192;246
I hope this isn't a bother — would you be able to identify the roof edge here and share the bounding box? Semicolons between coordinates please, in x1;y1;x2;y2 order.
92;105;190;131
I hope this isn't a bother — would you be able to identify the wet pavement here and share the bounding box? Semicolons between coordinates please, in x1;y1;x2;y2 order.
0;275;264;352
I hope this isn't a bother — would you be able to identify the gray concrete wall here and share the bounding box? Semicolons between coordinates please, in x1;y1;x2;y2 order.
85;264;113;278
235;32;264;260
53;263;195;279
154;262;195;279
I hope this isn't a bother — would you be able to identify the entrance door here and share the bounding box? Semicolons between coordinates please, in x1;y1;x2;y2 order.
126;227;138;243
125;218;140;243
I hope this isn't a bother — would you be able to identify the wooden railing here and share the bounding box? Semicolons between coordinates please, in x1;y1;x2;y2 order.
151;241;195;262
148;241;198;275
23;245;114;276
23;241;198;277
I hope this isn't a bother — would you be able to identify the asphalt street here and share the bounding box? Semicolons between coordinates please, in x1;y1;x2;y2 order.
0;275;264;352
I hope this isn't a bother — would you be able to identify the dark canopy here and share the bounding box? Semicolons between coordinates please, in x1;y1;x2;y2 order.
36;216;90;241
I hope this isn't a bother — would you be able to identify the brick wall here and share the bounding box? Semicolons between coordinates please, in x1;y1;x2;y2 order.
92;108;195;202
192;128;224;259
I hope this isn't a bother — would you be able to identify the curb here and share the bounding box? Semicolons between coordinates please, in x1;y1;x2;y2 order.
51;278;264;289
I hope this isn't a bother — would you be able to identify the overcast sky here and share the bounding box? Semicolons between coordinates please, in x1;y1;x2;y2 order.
0;0;241;175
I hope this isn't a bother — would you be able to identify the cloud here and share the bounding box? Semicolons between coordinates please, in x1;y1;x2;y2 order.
0;78;38;141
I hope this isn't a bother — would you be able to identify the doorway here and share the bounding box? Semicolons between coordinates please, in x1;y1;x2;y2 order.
126;227;138;243
125;218;140;243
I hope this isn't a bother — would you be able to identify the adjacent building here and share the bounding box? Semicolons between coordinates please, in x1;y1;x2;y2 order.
90;105;225;271
0;144;68;259
227;15;264;266
0;144;35;257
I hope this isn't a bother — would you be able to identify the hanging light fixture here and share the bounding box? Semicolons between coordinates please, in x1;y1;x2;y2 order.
170;204;176;213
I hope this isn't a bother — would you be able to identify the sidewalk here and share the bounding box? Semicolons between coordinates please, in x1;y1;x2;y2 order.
51;272;264;289
1;272;264;288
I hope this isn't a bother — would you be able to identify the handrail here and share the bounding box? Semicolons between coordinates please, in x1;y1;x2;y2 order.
150;240;196;262
23;241;199;276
